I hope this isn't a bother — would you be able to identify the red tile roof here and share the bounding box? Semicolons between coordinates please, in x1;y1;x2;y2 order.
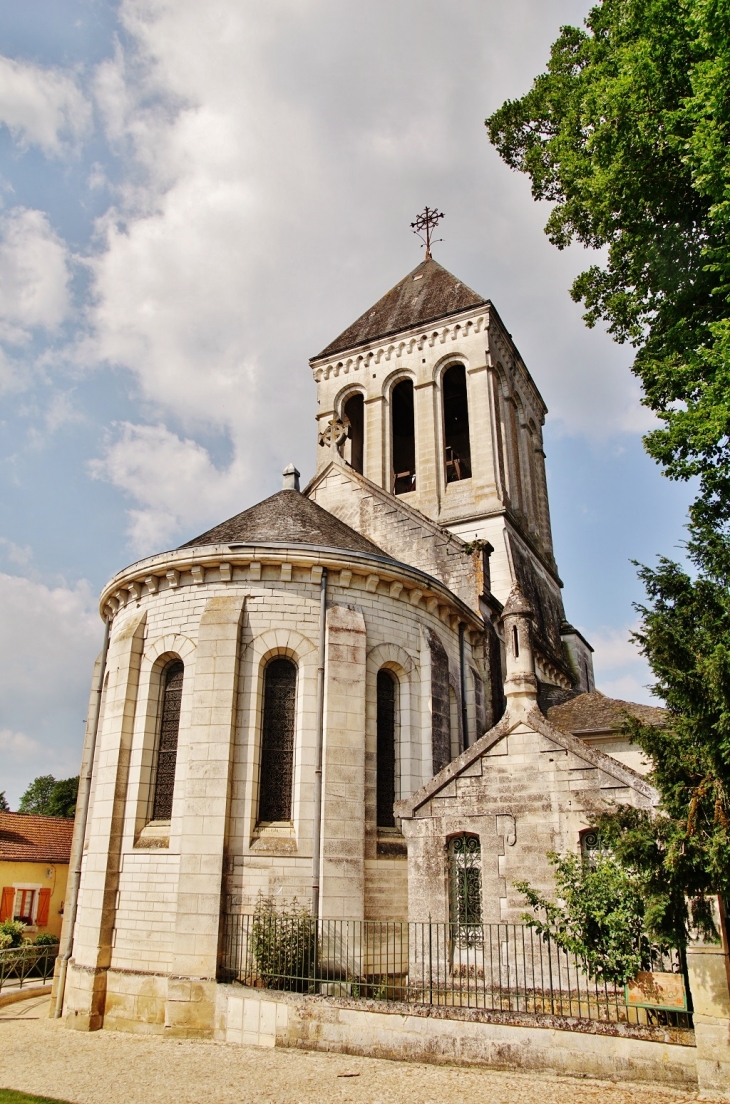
0;812;74;864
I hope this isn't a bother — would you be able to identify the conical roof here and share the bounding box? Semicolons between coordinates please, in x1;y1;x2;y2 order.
314;257;487;360
179;489;390;558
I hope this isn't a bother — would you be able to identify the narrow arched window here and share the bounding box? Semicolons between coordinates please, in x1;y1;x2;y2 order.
449;833;482;928
258;657;297;822
151;659;184;821
376;669;397;827
443;364;472;482
343;393;364;474
392;379;416;494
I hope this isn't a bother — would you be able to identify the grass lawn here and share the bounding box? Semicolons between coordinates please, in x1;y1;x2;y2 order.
0;1092;75;1104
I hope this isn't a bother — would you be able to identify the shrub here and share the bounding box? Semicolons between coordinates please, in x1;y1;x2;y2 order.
250;894;316;991
515;850;670;986
35;932;59;946
0;920;27;948
0;931;12;950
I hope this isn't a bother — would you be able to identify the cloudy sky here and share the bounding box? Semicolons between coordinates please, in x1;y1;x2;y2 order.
0;0;692;806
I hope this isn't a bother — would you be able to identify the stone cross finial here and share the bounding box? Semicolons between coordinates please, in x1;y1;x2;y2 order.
501;583;538;713
282;463;301;492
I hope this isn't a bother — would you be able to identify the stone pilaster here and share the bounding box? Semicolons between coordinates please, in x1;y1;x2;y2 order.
65;609;147;1030
320;603;367;919
686;897;730;1099
167;594;244;1035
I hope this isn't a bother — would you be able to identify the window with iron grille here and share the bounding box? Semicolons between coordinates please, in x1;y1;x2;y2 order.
376;668;397;827
151;659;184;822
258;657;297;823
449;833;483;928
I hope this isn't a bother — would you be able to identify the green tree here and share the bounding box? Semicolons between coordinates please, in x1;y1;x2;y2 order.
47;777;78;819
486;0;730;921
17;775;78;818
515;850;664;984
485;0;730;534
18;775;57;816
0;792;9;812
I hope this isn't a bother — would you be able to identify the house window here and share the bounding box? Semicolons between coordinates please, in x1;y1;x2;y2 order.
449;833;482;928
258;657;297;823
376;669;397;828
443;363;472;482
151;659;184;822
580;829;605;860
15;888;36;925
392;379;416;494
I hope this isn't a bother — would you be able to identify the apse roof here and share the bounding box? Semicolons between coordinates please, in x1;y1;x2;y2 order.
314;257;487;360
179;488;390;558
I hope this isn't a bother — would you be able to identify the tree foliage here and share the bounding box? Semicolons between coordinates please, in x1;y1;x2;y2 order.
0;792;9;812
486;0;730;531
515;850;665;984
18;775;78;818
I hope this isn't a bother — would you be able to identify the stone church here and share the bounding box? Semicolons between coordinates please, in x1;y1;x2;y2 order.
59;252;659;1035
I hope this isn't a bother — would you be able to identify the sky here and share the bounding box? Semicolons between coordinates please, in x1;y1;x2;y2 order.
0;0;693;807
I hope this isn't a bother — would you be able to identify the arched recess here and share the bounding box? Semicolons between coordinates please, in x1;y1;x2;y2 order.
129;633;197;835
440;361;472;482
366;643;418;830
336;387;365;474
258;656;297;823
390;377;416;494
234;626;317;846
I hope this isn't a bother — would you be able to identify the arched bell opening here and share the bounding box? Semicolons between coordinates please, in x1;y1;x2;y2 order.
343;392;364;475
442;363;472;482
391;379;416;495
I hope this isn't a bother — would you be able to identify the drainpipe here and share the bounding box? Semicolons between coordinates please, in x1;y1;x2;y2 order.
311;568;328;919
459;623;469;753
53;616;111;1019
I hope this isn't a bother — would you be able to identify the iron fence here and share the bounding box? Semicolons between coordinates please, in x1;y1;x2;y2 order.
0;943;58;993
219;914;693;1030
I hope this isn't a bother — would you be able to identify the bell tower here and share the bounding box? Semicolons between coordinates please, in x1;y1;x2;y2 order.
308;224;594;694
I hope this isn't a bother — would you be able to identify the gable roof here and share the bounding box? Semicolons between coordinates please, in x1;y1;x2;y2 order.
313;257;487;360
394;706;658;819
179;488;390;559
547;690;666;735
0;812;74;865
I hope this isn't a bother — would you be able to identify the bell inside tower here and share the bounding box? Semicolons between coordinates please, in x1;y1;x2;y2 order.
392;379;416;494
442;363;472;482
343;392;364;474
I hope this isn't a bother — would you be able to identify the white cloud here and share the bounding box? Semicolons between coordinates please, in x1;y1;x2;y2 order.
0;55;91;155
0;208;71;345
0;728;40;761
0;536;33;565
78;0;649;544
0;571;102;806
587;624;659;706
89;422;252;553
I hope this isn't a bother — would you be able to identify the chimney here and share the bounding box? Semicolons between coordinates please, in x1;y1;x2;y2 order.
501;584;538;713
282;463;301;492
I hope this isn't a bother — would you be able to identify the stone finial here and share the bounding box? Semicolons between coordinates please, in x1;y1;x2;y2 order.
501;583;538;713
282;463;301;492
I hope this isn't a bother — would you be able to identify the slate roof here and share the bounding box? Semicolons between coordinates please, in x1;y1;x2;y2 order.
0;812;74;865
180;489;390;558
314;257;487;360
547;690;666;734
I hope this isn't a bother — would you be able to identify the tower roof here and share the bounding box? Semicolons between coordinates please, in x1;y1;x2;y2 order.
313;257;487;360
179;489;390;558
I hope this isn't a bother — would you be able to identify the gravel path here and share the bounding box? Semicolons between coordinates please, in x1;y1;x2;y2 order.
0;997;700;1104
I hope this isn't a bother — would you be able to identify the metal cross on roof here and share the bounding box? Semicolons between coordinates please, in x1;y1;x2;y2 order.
411;206;445;259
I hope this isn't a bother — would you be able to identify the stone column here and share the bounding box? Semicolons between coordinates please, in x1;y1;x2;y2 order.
686;896;730;1097
65;609;147;1030
167;595;244;1036
413;380;439;517
364;395;385;489
319;603;367;919
466;365;499;502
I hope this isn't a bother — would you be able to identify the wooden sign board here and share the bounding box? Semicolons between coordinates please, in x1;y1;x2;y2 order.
625;970;687;1011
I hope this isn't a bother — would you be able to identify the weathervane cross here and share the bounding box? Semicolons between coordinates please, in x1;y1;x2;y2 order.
411;206;445;259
